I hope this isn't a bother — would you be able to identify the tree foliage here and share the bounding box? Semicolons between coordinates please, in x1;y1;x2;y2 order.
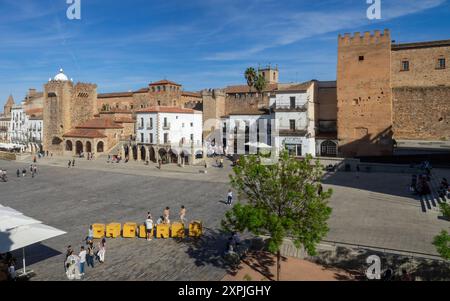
222;151;333;279
244;67;257;92
433;230;450;260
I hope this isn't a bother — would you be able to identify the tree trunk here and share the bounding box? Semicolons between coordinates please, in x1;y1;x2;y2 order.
277;250;281;281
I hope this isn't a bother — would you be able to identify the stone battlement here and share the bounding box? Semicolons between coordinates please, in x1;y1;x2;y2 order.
338;29;390;46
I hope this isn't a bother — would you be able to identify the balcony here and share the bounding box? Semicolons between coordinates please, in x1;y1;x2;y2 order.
273;104;307;112
278;129;308;137
162;123;171;130
146;124;153;130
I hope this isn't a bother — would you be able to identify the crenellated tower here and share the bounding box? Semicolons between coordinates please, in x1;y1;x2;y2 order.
337;29;393;157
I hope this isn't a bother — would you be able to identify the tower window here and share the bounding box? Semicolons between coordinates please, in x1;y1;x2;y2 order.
437;58;446;69
401;60;409;71
358;56;364;61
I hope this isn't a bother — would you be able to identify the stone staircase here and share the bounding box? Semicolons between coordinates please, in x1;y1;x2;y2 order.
419;173;449;213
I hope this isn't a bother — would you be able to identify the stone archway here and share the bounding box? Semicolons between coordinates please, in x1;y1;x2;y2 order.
158;148;168;164
86;141;92;153
75;141;83;155
132;145;138;160
66;140;73;152
97;141;104;153
140;146;146;161
168;149;178;164
149;146;156;162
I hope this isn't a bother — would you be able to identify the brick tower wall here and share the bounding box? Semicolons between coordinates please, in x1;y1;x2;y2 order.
337;30;393;157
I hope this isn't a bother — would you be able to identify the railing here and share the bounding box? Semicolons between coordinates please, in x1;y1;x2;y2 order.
162;123;171;130
146;124;153;130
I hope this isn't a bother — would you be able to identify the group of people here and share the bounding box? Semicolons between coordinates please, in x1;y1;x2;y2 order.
438;178;449;198
107;154;122;163
64;232;107;280
143;206;187;241
0;168;7;182
410;174;431;196
67;159;76;168
0;252;17;281
15;164;38;178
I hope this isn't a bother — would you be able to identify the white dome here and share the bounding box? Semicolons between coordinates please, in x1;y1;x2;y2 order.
54;68;69;81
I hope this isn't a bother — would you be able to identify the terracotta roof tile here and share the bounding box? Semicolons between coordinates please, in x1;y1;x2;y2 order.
76;118;123;129
98;92;133;98
182;91;202;98
136;106;198;114
63;129;107;139
149;80;181;86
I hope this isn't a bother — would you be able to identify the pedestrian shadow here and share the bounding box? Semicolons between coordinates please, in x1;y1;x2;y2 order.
218;200;227;205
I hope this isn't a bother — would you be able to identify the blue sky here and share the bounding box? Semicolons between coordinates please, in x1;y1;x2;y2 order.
1;0;450;107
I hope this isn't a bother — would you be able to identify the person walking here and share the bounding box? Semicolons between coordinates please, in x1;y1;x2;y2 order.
86;242;95;268
78;246;86;276
16;169;20;178
179;205;187;225
72;159;75;167
33;165;37;175
163;207;170;224
97;238;106;263
68;160;71;168
227;190;233;206
86;225;93;243
22;168;26;177
145;213;153;241
30;164;33;173
64;245;73;272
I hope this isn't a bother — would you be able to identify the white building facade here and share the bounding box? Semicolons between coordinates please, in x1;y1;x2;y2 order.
270;85;316;157
135;106;203;165
0;117;10;142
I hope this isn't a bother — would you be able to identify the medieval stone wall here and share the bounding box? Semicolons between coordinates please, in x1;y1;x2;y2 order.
337;30;393;157
71;83;97;128
391;45;450;88
392;86;450;141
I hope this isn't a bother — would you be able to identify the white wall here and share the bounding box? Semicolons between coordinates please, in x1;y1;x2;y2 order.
136;111;203;147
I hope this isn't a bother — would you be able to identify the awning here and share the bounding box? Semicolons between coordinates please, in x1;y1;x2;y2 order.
0;223;66;253
0;204;66;277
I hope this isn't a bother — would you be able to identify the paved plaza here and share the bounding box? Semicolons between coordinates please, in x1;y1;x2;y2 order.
0;157;449;280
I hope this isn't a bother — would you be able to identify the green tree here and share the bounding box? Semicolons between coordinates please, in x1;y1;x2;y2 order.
433;230;450;260
244;67;257;92
222;151;333;281
254;73;267;102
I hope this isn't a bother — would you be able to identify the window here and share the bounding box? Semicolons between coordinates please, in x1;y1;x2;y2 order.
289;120;296;131
359;55;364;61
437;58;446;69
190;134;194;141
164;133;169;144
262;71;265;77
140;133;144;143
149;118;153;128
157;101;161;106
163;117;168;127
273;72;276;81
401;60;409;71
140;118;144;128
150;133;153;144
290;97;296;109
182;123;185;128
190;122;193;127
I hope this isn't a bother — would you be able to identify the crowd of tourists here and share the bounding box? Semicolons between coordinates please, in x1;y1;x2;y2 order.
64;234;106;280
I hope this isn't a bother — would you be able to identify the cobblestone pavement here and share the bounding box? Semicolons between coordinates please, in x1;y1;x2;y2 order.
0;158;449;280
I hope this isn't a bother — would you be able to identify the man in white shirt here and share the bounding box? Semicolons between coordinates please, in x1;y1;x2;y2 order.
79;246;87;275
145;214;153;241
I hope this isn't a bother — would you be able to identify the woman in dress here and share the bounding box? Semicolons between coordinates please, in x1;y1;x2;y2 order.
97;238;106;263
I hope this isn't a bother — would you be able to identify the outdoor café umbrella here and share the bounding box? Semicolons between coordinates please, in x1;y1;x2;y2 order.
0;215;41;232
0;223;66;276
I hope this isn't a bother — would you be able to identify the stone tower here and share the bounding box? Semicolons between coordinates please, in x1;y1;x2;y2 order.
337;30;393;157
43;69;97;154
258;65;279;84
3;95;14;117
201;89;226;138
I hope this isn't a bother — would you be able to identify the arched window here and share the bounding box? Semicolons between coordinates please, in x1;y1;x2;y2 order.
97;141;104;153
66;140;73;151
320;140;337;157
